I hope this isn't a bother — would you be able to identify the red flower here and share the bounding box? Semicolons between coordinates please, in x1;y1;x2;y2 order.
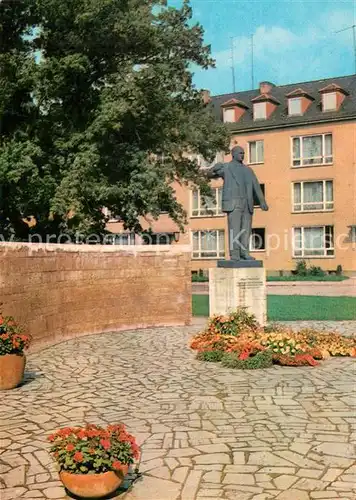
100;439;111;450
77;429;87;440
66;443;75;452
239;351;249;361
48;434;56;442
112;461;123;471
73;451;84;462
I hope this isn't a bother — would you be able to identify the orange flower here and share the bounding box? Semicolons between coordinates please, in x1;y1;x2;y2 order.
66;443;75;452
77;429;87;440
100;439;111;450
73;451;84;462
112;461;123;471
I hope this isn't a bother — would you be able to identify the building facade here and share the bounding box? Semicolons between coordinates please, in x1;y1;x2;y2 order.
107;75;356;275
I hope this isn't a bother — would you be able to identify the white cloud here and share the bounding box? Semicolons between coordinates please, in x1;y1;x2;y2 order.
211;9;353;72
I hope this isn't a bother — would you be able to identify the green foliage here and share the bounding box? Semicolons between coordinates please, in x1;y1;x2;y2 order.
207;308;259;336
0;0;229;239
196;350;224;362
0;310;31;355
295;260;308;276
294;260;326;278
267;275;348;282
192;272;209;282
221;350;273;370
309;265;326;277
48;424;139;474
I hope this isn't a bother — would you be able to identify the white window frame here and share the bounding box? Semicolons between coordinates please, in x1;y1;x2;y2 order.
191;230;225;260
293;226;334;258
253;102;267;120
190;187;223;217
291;133;333;167
288;97;302;116
322;92;337;111
223;108;235;123
249;228;266;252
248;140;264;164
292;180;334;212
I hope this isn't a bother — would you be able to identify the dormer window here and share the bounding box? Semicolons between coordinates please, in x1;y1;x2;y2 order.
322;92;337;111
223;108;236;123
288;97;302;116
286;88;314;116
251;94;280;120
221;98;249;123
253;102;267;120
319;83;349;112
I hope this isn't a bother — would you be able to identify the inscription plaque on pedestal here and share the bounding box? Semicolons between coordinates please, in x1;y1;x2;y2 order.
209;264;267;325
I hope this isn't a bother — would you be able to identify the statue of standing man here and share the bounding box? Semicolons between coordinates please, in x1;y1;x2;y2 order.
207;145;268;261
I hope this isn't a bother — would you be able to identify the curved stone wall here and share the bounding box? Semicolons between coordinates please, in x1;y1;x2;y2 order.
0;243;192;352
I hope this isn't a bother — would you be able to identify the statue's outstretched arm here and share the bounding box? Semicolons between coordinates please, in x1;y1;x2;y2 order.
206;163;224;179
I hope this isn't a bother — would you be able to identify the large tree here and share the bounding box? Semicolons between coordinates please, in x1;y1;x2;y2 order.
0;0;228;240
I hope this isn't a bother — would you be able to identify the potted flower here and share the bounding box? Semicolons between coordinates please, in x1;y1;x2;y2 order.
48;424;140;498
0;311;31;390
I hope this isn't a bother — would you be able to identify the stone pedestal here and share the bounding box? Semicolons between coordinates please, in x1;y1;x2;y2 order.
209;261;267;325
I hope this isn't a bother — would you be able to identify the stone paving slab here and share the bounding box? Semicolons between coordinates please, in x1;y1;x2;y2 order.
1;326;356;500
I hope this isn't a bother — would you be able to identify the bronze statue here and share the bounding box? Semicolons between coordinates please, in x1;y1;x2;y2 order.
207;145;268;261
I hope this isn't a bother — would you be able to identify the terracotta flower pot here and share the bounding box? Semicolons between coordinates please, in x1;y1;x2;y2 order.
59;466;129;498
0;354;26;390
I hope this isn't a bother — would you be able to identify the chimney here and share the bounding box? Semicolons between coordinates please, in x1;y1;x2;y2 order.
259;81;275;94
201;89;211;105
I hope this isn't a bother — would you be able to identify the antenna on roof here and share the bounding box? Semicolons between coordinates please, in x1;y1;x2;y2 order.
334;25;356;74
230;37;236;92
251;34;255;89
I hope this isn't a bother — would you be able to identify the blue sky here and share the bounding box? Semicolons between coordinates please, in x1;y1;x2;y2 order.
169;0;356;95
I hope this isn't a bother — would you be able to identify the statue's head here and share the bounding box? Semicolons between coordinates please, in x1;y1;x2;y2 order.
231;145;245;163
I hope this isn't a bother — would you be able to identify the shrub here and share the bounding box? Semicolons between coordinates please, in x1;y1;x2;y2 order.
207;308;259;337
295;260;308;276
197;350;224;362
221;350;273;370
294;260;327;278
309;265;326;277
48;424;140;474
0;311;31;356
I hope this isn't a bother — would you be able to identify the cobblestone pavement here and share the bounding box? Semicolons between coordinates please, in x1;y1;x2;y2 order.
1;326;356;500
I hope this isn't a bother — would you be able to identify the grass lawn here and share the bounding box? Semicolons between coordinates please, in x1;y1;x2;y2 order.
267;275;349;282
192;294;356;321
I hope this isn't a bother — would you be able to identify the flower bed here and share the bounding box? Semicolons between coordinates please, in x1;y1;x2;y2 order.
190;309;356;368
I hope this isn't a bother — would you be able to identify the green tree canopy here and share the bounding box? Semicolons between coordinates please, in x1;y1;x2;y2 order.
0;0;228;240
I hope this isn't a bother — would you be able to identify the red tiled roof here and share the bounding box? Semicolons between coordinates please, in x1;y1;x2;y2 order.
221;98;249;108
285;88;314;99
319;83;349;95
251;93;280;105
